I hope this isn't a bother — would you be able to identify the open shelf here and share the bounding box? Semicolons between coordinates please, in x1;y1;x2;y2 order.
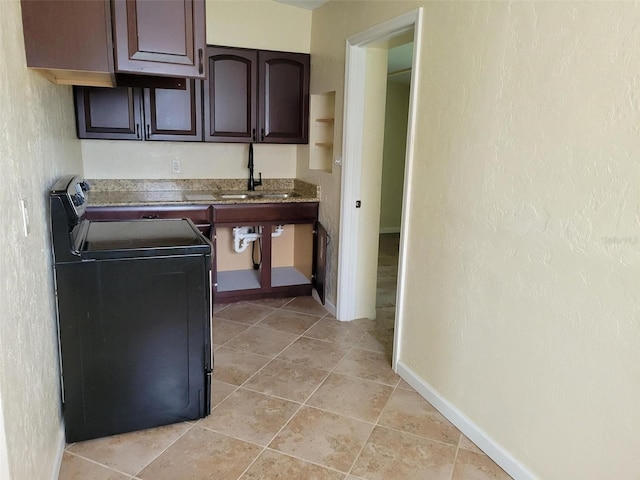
309;91;335;173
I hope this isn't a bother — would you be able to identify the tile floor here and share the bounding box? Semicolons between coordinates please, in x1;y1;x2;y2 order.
58;234;512;480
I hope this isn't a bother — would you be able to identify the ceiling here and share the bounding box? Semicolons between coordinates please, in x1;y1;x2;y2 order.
273;0;330;10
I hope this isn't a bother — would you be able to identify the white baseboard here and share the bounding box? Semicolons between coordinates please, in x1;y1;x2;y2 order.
379;227;401;234
396;361;536;480
50;418;65;480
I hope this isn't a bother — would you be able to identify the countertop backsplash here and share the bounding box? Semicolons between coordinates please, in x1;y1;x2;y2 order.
86;178;320;206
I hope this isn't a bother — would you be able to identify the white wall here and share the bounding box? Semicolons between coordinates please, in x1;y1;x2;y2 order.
0;1;84;478
81;0;312;180
304;1;640;478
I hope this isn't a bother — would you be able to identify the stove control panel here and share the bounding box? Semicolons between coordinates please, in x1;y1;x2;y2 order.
51;176;90;225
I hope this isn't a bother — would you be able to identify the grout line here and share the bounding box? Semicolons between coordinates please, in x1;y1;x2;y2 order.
62;450;133;477
262;447;349;477
131;421;197;477
449;444;461;480
234;445;267;479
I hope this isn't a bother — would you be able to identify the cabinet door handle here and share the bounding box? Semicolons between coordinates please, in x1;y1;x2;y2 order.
198;48;203;75
135;123;140;139
141;215;159;219
146;124;150;138
261;128;265;141
252;128;256;142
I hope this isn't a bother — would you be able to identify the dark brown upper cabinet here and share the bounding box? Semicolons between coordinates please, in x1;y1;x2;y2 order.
203;47;257;143
75;81;203;142
112;0;206;80
204;46;309;144
258;51;309;144
75;87;142;140
143;80;203;141
20;0;206;87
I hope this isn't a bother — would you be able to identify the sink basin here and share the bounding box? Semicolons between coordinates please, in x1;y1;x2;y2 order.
219;193;250;199
259;192;297;198
218;192;298;200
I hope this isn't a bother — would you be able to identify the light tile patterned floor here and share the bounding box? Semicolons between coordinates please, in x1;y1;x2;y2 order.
58;235;512;480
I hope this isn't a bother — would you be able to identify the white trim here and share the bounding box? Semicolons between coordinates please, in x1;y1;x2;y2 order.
50;418;65;480
397;361;537;480
393;7;423;371
379;227;401;234
336;8;423;322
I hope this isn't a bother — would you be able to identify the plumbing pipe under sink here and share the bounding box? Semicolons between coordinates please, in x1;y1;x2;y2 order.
232;225;284;253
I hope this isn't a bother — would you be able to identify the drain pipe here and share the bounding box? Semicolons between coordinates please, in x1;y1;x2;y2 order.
232;225;285;253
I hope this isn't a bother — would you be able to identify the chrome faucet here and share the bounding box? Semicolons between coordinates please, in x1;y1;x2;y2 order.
247;143;262;191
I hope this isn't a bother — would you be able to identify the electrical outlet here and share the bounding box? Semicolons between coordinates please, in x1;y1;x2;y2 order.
20;198;29;237
171;159;181;174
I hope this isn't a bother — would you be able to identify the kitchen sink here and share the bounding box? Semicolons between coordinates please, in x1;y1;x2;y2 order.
259;192;298;198
219;193;250;199
218;192;298;200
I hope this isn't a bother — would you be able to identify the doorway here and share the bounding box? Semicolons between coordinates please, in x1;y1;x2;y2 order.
336;8;423;370
376;37;414;324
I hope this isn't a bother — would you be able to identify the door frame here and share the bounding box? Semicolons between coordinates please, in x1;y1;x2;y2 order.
336;8;423;370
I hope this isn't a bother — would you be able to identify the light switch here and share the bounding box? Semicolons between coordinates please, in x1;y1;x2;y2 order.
20;198;29;237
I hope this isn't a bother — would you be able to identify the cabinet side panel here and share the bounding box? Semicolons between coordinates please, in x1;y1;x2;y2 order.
21;0;113;73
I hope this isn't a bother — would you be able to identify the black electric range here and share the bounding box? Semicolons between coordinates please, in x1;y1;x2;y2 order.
50;175;213;442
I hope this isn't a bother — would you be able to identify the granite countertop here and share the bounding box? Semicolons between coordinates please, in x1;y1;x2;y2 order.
87;178;320;207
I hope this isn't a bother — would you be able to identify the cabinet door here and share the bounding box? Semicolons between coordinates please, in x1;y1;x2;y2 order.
312;221;328;304
258;51;310;144
112;0;205;79
74;86;142;140
21;0;115;87
203;47;257;143
143;79;203;141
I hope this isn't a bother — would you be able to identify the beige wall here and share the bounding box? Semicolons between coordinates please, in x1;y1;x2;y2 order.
379;79;409;232
207;0;311;52
304;1;640;478
81;0;312;180
0;1;84;478
83;141;297;179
